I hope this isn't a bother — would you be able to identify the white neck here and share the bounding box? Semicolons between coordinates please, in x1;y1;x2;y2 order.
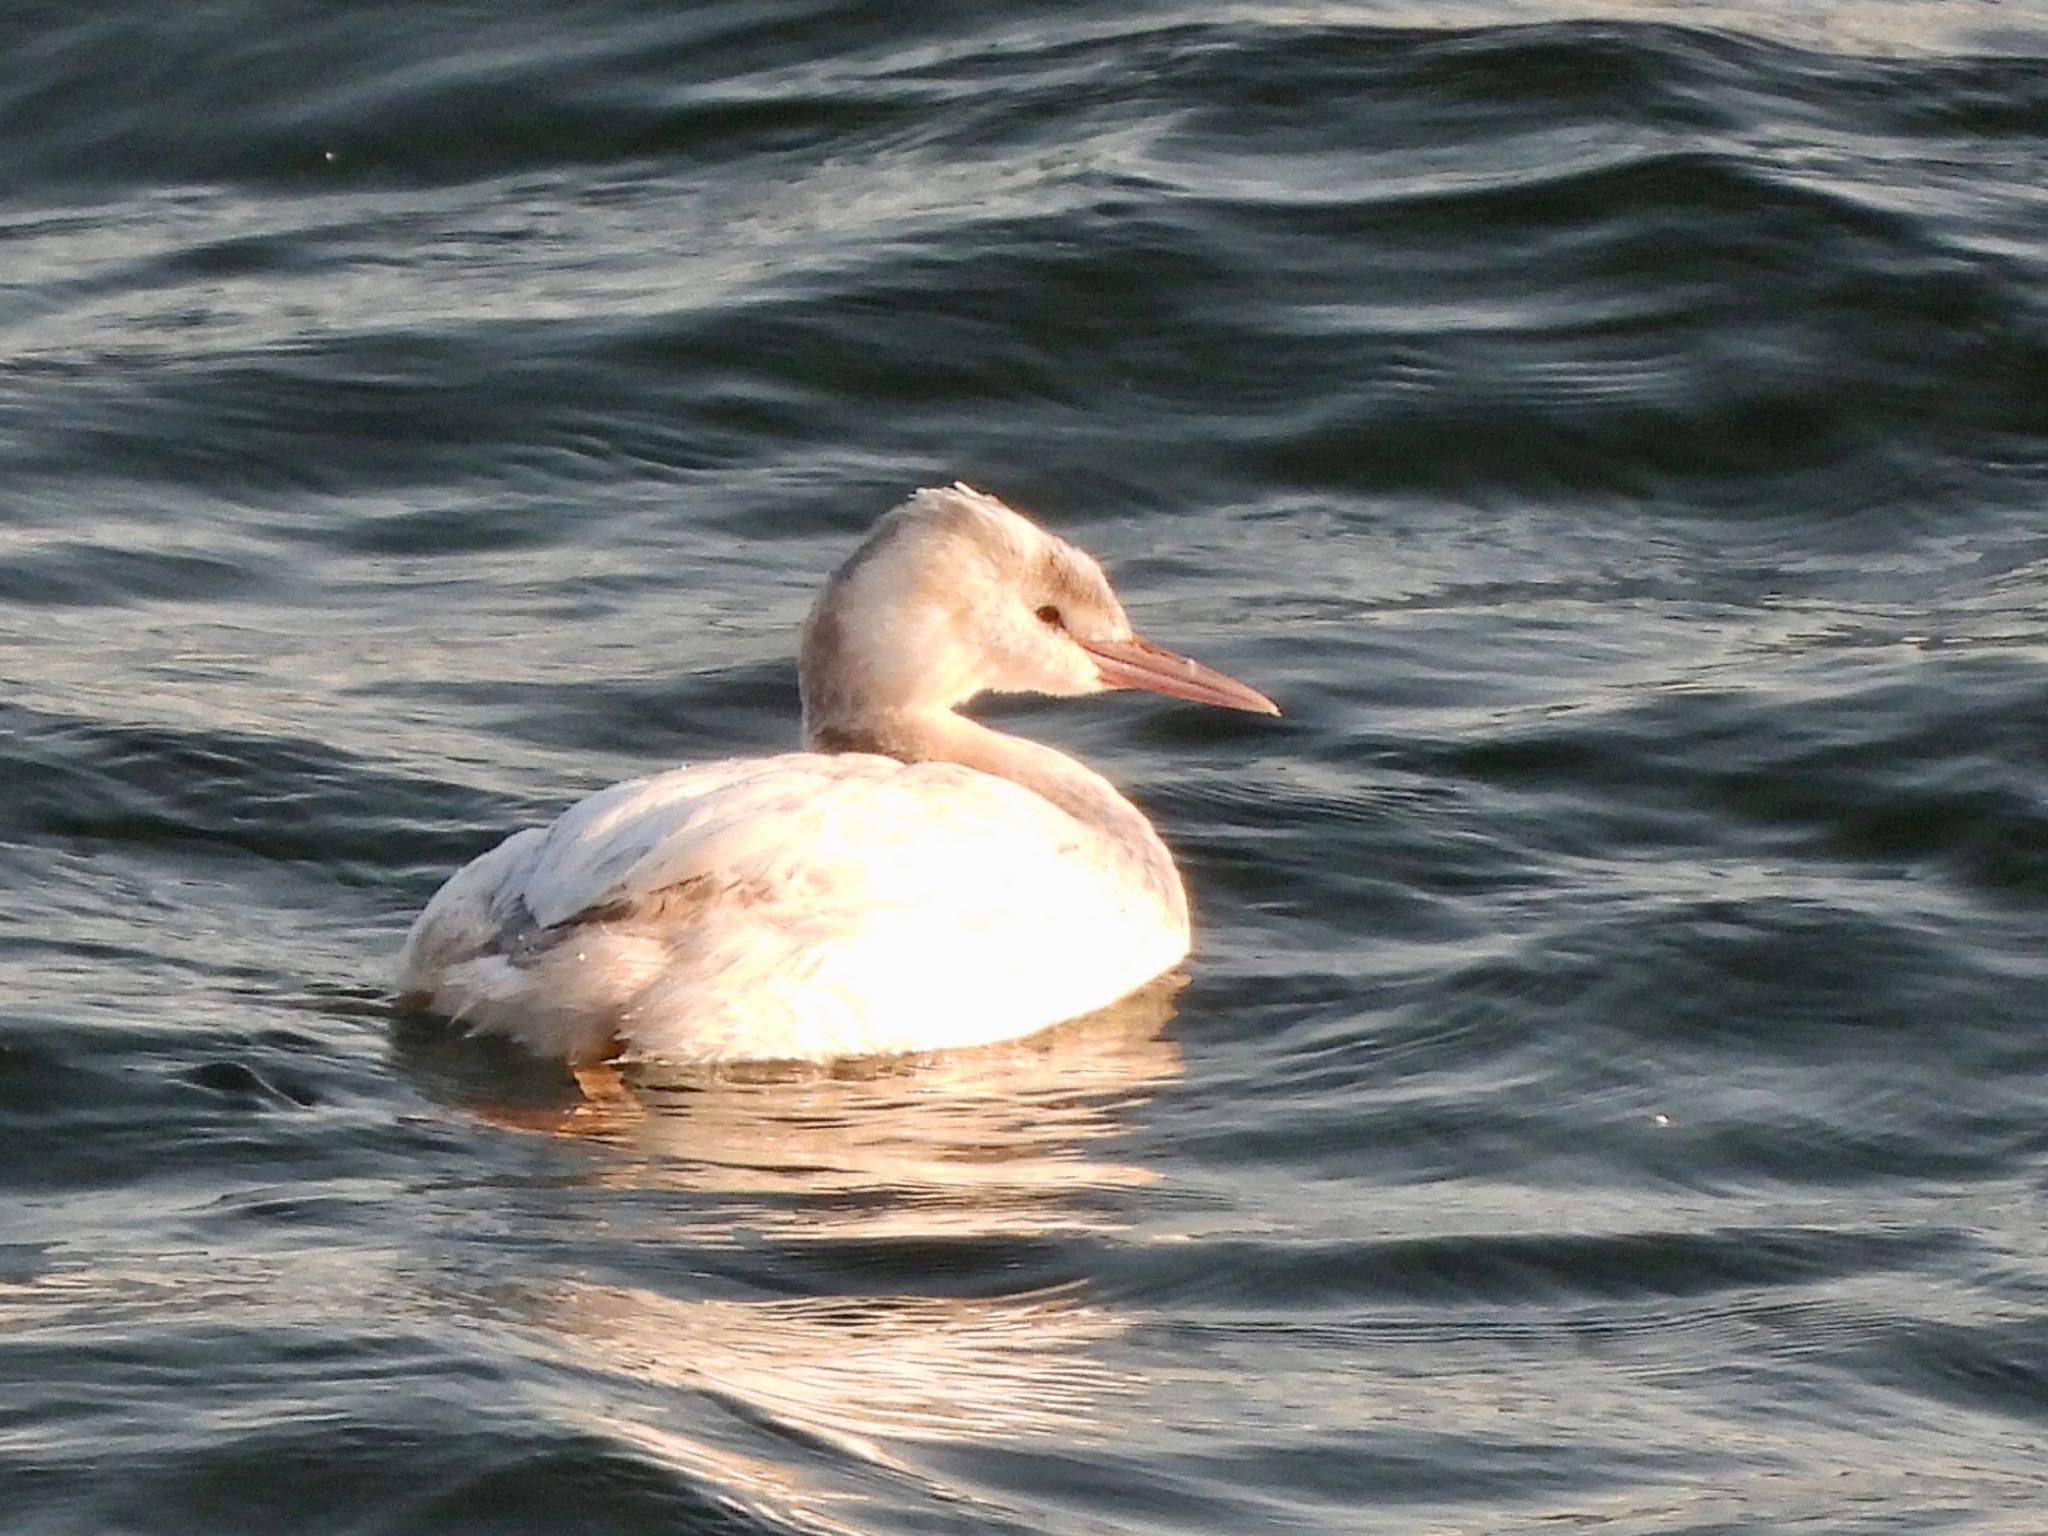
804;708;1187;928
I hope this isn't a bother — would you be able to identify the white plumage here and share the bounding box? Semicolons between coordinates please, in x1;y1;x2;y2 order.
398;484;1276;1064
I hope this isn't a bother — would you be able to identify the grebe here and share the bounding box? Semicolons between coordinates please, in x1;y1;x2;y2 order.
398;484;1276;1063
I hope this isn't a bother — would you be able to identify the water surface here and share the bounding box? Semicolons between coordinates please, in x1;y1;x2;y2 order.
4;3;2048;1532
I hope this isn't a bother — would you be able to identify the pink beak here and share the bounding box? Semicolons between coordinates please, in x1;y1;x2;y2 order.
1079;635;1280;716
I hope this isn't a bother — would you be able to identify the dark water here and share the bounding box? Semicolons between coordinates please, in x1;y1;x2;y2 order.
5;3;2048;1531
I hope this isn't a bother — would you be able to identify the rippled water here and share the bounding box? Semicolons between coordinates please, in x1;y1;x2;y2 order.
5;3;2048;1532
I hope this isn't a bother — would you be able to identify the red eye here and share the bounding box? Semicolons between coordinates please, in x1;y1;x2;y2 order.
1035;605;1065;629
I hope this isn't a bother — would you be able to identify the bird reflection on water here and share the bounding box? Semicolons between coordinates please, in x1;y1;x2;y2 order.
392;978;1183;1530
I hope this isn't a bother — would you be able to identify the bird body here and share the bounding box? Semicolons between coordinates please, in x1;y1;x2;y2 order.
399;485;1274;1064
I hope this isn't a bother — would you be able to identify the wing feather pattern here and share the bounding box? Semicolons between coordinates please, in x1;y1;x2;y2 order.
399;753;1187;1063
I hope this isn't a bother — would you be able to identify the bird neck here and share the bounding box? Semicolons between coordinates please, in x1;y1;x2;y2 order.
805;708;1184;916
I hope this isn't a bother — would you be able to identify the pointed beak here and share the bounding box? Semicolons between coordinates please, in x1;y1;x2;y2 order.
1079;634;1280;716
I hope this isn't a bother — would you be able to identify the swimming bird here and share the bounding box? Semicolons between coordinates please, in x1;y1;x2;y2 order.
397;483;1277;1064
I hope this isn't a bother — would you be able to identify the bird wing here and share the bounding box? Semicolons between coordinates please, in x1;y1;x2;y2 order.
511;752;1100;933
408;751;1189;1061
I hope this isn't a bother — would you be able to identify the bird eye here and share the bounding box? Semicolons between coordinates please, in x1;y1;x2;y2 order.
1035;605;1065;630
